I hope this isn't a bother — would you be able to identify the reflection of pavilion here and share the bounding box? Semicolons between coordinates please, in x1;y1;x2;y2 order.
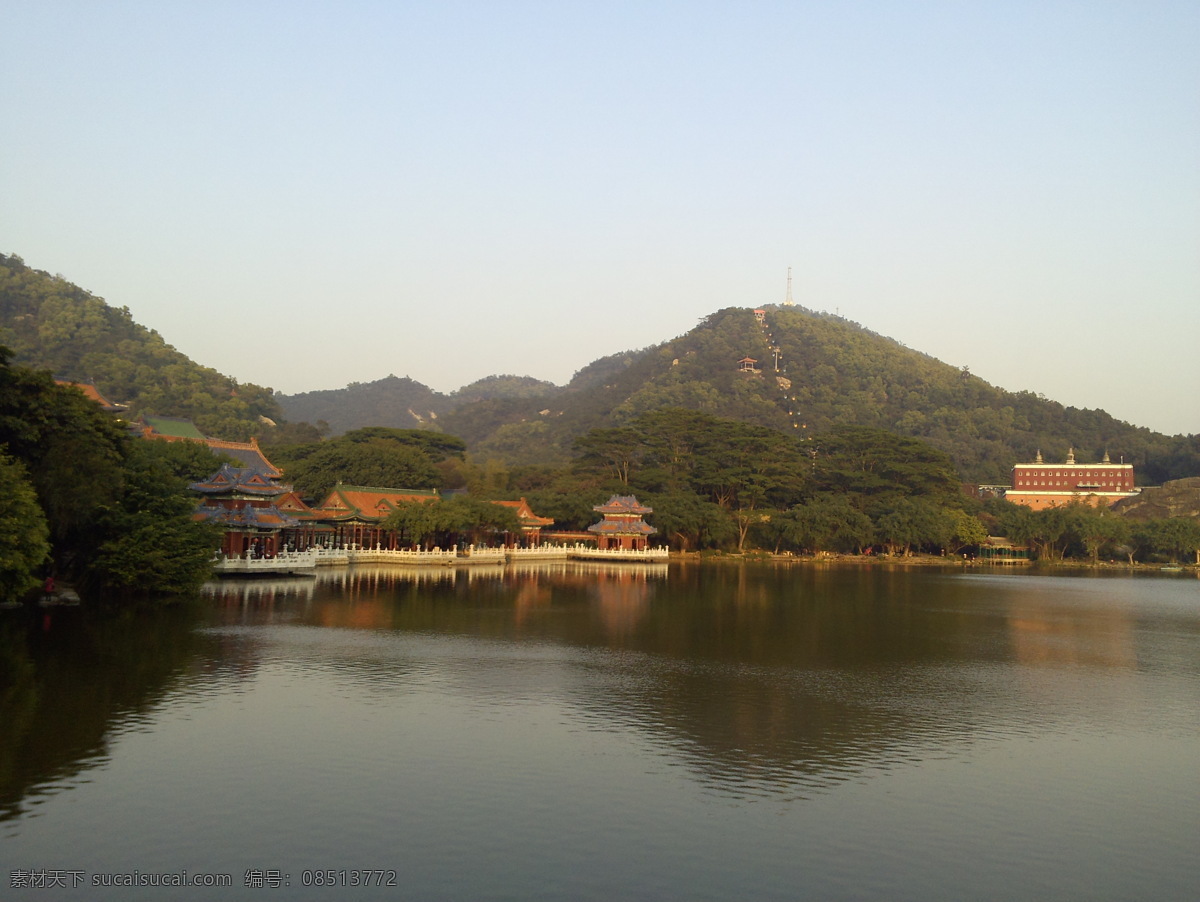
589;567;659;637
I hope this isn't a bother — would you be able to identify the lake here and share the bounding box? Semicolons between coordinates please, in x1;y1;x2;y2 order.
2;562;1198;900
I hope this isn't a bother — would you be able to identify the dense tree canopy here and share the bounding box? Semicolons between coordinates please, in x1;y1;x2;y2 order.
0;346;222;599
270;427;466;500
0;451;50;603
382;497;521;548
803;425;962;511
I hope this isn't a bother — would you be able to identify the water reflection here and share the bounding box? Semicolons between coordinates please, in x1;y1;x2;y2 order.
0;605;210;824
189;564;1200;802
3;564;1196;826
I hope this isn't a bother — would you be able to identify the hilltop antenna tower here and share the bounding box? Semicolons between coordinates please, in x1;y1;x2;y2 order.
783;267;795;306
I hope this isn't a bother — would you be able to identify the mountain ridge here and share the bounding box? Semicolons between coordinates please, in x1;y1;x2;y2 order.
282;305;1198;484
3;252;1195;484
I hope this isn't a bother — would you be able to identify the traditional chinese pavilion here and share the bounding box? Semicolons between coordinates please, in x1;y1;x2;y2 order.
190;464;302;558
587;495;657;551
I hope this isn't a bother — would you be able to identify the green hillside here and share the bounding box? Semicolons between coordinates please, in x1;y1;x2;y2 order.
0;253;280;439
439;306;1198;483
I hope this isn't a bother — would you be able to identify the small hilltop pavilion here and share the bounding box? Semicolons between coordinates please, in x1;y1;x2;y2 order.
587;495;657;551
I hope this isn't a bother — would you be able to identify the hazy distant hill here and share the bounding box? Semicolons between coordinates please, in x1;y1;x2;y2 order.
276;375;448;435
276;373;559;436
0;253;280;439
451;374;558;404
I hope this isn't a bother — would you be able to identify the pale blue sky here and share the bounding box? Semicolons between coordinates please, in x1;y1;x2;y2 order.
3;1;1197;435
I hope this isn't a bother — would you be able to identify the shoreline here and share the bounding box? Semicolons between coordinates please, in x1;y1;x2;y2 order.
668;550;1199;574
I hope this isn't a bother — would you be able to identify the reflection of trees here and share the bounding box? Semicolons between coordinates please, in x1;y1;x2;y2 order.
0;606;216;822
566;566;1150;798
205;562;996;797
563;564;981;796
4;565;1159;819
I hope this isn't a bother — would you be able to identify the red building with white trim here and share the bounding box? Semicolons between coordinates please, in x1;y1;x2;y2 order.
1006;449;1137;510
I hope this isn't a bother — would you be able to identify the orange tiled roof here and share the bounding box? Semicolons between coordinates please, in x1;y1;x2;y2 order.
206;437;282;478
56;380;126;411
492;498;553;527
311;485;439;522
592;495;653;515
275;491;313;514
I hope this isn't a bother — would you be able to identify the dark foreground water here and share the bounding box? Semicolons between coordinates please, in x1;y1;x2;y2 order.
2;562;1198;901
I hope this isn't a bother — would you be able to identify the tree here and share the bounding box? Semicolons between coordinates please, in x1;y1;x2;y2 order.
574;426;645;486
1074;506;1131;564
382;500;443;547
947;509;988;554
1134;518;1200;564
874;498;954;556
641;491;736;551
83;440;222;599
805;425;961;509
0;452;50;602
381;497;521;548
437;497;522;546
998;502;1098;562
0;347;222;598
340;427;466;461
609;409;808;551
780;496;874;554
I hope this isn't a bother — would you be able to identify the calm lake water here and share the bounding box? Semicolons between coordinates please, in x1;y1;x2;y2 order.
2;562;1198;901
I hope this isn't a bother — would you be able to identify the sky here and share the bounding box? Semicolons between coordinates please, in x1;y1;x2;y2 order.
3;1;1198;435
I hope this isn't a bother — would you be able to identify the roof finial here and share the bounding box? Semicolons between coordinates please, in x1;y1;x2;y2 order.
1035;449;1043;463
1066;447;1075;465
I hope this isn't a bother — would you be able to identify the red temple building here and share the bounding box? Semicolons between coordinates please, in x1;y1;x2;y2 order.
190;464;302;558
587;495;657;551
1005;449;1138;510
305;485;441;549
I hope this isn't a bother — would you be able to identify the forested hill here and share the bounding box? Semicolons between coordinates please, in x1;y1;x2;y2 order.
3;252;1195;484
436;306;1197;484
0;253;280;439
